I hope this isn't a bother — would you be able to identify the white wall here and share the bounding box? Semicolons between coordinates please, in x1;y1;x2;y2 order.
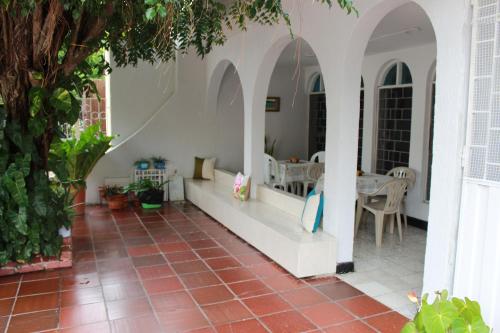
214;65;244;173
266;65;309;160
361;43;437;221
87;52;214;203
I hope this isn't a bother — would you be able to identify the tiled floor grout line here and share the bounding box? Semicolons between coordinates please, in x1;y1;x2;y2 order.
140;209;220;333
4;269;24;332
175;205;320;333
174;208;276;333
86;213;114;333
112;211;166;332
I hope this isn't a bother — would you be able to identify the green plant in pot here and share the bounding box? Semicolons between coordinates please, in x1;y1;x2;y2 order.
50;124;114;215
402;290;491;333
135;159;150;171
103;185;128;210
126;179;168;209
152;156;166;170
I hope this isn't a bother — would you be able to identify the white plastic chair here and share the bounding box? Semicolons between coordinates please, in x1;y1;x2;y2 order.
302;163;324;197
310;151;325;163
386;167;416;228
355;179;408;247
264;154;286;190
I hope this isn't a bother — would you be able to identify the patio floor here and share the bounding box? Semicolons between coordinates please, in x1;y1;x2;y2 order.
0;202;409;333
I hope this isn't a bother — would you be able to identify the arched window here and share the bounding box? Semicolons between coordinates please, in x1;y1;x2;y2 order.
311;73;325;93
376;62;413;174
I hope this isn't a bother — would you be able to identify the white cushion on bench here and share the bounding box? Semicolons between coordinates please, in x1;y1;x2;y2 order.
185;170;337;278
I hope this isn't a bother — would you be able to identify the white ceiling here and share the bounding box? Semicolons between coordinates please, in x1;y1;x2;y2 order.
365;3;436;55
275;2;436;67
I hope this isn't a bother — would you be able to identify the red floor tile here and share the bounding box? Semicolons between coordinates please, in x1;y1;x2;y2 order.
301;302;354;327
157;308;209;332
0;298;14;316
202;300;253;324
59;302;107;328
315;281;364;301
61;287;104;307
263;274;305;292
249;262;286;278
195;248;229;259
215;318;268;333
143;276;184;295
13;292;59;314
7;309;59;333
18;278;60;296
61;273;100;290
137;264;174;280
324;320;377;333
205;257;241;270
242;293;292;316
180;271;222;289
127;244;160;257
57;321;111;333
150;291;197;313
172;260;210;274
102;281;145;301
131;254;166;267
280;287;329;307
165;250;199;263
111;314;162;333
158;242;191;253
215;267;255;284
106;297;153;320
188;239;218;249
227;279;273;298
190;285;234;305
260;310;317;333
0;283;18;299
338;295;391;318
364;311;409;333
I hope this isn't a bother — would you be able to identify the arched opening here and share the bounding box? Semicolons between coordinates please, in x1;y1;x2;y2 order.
214;63;244;173
375;60;413;174
349;2;437;317
263;38;326;198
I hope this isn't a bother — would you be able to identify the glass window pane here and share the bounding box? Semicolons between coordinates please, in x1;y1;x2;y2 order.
401;63;413;84
312;75;321;92
383;64;397;86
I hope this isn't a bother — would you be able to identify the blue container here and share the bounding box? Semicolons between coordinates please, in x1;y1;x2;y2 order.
154;161;166;169
137;161;150;170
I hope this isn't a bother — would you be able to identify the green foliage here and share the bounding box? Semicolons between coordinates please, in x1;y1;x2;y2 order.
103;185;125;197
126;179;168;194
50;124;114;190
402;291;491;333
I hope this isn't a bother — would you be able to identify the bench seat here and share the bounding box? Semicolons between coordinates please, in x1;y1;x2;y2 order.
185;171;336;278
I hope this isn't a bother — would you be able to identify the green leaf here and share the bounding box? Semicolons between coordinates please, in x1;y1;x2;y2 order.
3;168;28;206
49;88;72;112
8;207;28;236
401;322;418;333
145;7;157;20
421;301;457;333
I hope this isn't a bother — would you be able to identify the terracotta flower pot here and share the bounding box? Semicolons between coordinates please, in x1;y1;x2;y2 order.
107;194;128;210
72;188;86;216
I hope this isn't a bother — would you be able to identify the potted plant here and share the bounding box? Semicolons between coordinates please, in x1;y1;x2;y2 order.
402;290;491;333
126;179;168;209
104;185;128;210
151;156;166;169
50;124;114;215
135;159;150;170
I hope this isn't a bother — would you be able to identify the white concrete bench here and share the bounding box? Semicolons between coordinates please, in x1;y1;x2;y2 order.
185;169;336;278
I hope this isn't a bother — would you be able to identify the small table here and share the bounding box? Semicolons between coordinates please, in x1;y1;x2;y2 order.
278;161;325;194
355;174;394;229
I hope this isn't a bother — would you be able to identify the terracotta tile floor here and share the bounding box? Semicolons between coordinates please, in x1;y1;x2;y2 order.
0;202;409;333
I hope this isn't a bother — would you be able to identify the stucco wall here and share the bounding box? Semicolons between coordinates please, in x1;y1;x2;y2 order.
266;65;309;161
